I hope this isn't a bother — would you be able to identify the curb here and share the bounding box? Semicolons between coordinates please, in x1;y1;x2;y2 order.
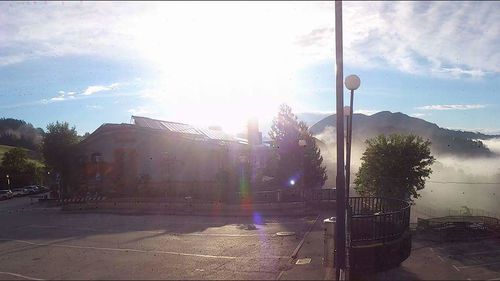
291;214;321;259
276;214;321;280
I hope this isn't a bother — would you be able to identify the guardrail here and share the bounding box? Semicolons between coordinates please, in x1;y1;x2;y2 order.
349;197;410;243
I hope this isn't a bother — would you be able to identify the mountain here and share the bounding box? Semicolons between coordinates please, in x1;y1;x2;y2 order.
310;111;498;157
296;112;332;127
0;118;44;151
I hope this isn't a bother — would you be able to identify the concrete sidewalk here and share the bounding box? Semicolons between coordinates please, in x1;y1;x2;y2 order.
278;213;335;280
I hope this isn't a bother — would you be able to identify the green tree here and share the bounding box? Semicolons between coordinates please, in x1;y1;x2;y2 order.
0;147;41;187
42;122;81;197
354;134;435;201
268;104;327;189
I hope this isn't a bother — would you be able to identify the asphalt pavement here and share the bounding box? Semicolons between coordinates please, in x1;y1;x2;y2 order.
0;197;317;280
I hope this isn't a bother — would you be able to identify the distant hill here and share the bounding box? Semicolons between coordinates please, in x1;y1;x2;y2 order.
0;118;44;151
296;112;331;127
0;145;44;167
310;111;498;157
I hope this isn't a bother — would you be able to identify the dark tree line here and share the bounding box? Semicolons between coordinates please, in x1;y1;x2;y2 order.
0;118;44;151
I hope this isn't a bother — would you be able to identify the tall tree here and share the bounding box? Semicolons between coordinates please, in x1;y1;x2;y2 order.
268;104;327;189
0;147;41;187
354;134;435;201
42;122;80;197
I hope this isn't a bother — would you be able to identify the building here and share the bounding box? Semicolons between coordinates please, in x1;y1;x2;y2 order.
78;116;271;201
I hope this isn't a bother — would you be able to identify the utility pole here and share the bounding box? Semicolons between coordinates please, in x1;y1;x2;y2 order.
334;0;346;280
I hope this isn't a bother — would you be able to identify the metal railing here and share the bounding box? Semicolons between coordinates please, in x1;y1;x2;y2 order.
236;188;336;203
349;197;411;243
311;188;336;201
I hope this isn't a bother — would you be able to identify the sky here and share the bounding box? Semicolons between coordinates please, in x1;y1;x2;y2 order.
0;1;499;135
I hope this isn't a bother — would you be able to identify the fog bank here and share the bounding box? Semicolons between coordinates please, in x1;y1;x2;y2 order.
315;128;500;219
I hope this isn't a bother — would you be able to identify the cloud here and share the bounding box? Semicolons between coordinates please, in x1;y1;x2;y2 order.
128;106;152;116
86;105;103;110
1;2;497;79
44;82;121;104
82;83;120;96
49;92;75;102
297;2;500;78
433;67;487;78
416;104;487;111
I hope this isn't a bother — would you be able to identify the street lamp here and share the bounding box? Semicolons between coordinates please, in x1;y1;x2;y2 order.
344;75;360;281
299;139;307;200
344;74;360;199
6;174;10;190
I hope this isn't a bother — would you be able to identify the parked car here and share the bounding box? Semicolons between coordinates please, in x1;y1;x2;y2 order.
0;189;13;200
36;185;49;193
11;188;27;197
23;186;38;195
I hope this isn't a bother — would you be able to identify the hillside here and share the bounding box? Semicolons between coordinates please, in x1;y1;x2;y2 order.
0;118;44;151
310;111;497;157
0;145;44;167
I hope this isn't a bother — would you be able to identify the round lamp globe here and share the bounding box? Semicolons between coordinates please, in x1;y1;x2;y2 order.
345;75;361;91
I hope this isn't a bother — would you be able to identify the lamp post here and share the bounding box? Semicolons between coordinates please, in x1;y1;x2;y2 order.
6;174;10;190
239;154;249;200
299;139;307;201
344;75;360;198
344;74;360;280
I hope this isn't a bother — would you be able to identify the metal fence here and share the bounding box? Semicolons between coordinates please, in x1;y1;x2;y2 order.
245;188;336;203
311;188;336;201
349;197;411;243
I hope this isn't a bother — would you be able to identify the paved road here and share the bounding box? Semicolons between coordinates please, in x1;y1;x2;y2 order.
359;233;500;280
0;197;316;280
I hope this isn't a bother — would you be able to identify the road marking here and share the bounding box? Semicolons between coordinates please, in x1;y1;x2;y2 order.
0;271;44;280
430;247;434;252
275;270;285;280
456;260;500;269
177;233;270;237
487;277;500;280
23;225;102;232
437;255;445;262
22;225;274;237
0;238;289;260
0;238;236;260
452;265;461;272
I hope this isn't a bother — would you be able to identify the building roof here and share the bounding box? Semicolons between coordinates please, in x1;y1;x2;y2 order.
131;116;247;144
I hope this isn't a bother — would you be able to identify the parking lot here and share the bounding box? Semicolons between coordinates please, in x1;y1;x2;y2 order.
0;197;316;280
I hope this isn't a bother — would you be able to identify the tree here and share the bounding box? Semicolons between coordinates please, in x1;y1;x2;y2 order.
354;134;435;201
268;104;327;189
42;122;81;197
0;147;42;187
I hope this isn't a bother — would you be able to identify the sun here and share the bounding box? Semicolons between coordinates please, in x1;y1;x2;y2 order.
126;3;308;134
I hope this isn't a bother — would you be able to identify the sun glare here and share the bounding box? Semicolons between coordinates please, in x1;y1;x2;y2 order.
123;3;317;133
